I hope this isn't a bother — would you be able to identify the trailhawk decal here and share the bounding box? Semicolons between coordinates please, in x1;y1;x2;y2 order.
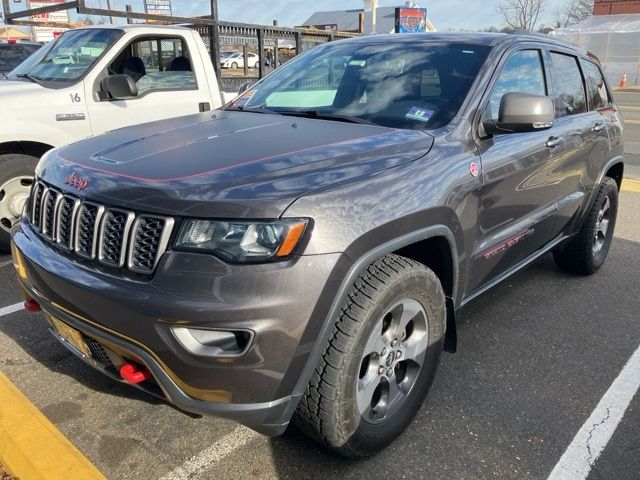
482;229;535;260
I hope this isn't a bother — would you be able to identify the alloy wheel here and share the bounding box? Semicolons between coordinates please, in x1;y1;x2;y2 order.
0;175;33;233
356;298;429;424
593;195;611;254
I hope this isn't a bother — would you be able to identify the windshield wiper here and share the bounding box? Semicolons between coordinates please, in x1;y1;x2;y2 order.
277;110;378;126
225;105;281;116
15;73;42;84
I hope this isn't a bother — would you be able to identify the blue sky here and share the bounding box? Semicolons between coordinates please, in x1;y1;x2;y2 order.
3;0;570;30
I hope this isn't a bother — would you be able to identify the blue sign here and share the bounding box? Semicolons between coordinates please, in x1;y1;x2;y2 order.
395;8;428;33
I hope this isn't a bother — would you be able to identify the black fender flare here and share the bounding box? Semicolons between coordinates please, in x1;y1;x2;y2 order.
281;224;460;422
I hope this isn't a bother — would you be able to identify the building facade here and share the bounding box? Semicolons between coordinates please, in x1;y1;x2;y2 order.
594;0;640;15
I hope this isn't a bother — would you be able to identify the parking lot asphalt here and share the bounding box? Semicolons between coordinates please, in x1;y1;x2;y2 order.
1;197;639;477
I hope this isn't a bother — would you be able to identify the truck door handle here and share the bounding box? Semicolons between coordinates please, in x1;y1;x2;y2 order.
546;136;562;149
593;122;606;132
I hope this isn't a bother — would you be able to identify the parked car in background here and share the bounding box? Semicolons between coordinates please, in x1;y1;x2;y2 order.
220;51;259;69
0;42;41;76
0;25;234;252
11;32;624;457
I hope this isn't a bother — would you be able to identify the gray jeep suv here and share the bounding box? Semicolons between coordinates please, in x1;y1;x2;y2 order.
11;32;624;457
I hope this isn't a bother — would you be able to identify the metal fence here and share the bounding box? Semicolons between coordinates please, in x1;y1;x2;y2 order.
190;22;355;92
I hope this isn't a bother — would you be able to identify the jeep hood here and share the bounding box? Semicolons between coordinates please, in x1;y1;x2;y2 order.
38;110;434;218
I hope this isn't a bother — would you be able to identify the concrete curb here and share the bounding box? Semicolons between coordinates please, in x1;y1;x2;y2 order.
0;372;105;480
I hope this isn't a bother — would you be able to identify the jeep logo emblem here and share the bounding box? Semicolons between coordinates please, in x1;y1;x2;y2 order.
64;172;89;192
385;351;396;367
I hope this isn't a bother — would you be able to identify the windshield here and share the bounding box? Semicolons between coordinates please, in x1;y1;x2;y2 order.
9;28;123;83
0;44;41;73
232;40;491;130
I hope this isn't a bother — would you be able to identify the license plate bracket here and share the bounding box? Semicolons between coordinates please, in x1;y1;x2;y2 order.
47;314;93;360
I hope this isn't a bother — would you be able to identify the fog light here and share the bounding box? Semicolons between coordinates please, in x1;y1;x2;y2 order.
172;327;253;358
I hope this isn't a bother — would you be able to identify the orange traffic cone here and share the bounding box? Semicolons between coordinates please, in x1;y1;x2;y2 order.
619;73;628;88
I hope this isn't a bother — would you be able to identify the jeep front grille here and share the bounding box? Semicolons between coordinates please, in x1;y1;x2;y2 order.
30;181;173;274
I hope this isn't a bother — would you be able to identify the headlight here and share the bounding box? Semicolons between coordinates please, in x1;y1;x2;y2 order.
174;218;308;263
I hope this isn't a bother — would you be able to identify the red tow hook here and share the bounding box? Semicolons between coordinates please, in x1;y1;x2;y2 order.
119;362;152;384
24;298;41;312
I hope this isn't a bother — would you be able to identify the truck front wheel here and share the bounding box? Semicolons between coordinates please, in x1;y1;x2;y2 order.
0;154;38;252
294;254;446;457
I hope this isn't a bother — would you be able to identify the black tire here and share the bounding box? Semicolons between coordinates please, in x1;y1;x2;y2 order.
294;254;446;458
0;153;39;252
231;62;238;69
553;177;618;275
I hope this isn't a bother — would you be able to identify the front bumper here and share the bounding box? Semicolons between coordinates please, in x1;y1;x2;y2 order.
11;222;346;435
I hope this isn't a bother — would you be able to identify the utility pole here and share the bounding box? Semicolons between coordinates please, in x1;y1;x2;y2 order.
210;0;218;21
210;0;220;82
363;0;378;35
371;0;377;34
105;0;114;25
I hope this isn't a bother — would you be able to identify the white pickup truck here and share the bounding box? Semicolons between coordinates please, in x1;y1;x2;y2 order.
0;24;233;251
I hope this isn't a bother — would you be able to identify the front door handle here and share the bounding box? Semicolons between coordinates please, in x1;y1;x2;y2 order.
593;122;606;132
546;136;562;149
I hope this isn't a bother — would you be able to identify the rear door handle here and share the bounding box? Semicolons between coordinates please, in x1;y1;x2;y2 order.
593;122;606;132
546;136;562;149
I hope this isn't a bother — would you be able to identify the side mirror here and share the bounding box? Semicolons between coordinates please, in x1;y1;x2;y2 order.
237;81;252;95
483;93;554;135
100;74;138;100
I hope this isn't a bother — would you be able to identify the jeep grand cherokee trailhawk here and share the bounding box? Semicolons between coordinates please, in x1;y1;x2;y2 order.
11;32;624;457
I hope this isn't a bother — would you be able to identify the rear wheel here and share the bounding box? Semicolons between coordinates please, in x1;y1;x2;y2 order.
553;177;618;275
0;154;38;252
231;62;238;69
294;254;446;458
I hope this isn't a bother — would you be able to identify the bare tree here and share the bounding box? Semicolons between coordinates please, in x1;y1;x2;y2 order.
498;0;546;31
556;0;594;27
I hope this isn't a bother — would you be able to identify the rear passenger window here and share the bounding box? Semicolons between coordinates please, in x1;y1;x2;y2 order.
485;50;546;121
582;61;610;110
550;53;587;117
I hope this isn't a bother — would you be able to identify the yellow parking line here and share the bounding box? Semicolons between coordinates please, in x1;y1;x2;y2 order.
624;119;640;124
622;179;640;193
0;372;105;480
620;105;640;110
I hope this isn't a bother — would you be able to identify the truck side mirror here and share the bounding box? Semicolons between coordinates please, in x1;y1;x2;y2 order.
483;93;554;135
100;74;138;100
237;82;252;95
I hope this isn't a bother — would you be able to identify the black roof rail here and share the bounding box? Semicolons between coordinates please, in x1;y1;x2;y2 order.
507;29;551;39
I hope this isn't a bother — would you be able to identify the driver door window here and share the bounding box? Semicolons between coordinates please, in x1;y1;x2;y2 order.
484;50;547;122
88;35;205;135
109;36;196;96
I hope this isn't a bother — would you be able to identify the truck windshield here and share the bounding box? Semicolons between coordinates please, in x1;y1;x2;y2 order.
8;28;123;84
232;40;491;130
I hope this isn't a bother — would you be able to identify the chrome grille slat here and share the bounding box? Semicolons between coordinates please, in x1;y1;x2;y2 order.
29;181;172;274
41;189;62;241
98;209;135;268
128;215;175;274
31;183;44;232
74;202;104;260
56;196;80;250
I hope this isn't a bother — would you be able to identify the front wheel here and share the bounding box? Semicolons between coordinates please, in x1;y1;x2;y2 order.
553;177;618;275
294;254;446;458
0;154;39;252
